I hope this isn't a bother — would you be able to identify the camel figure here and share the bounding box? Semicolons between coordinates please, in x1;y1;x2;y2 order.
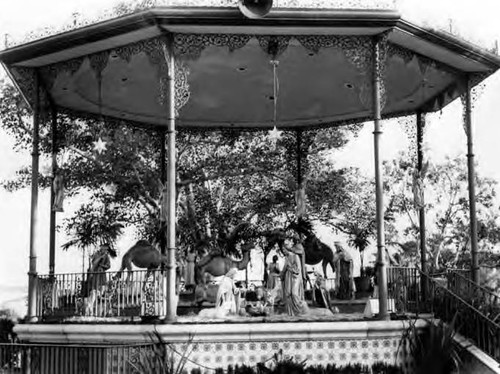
288;219;340;279
304;235;339;278
195;243;252;287
114;240;168;284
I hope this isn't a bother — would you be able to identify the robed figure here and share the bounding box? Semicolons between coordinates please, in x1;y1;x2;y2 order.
52;171;65;212
185;250;196;288
84;244;116;315
266;255;280;290
215;268;240;316
334;241;356;300
281;242;309;316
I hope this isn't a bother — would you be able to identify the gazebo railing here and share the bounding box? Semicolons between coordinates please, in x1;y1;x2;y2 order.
422;272;500;362
386;266;420;314
446;269;500;324
38;266;497;321
36;270;167;320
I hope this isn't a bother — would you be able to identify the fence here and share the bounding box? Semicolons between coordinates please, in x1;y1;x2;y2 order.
36;270;167;320
448;268;471;279
36;267;424;319
422;272;500;362
386;266;420;314
446;269;500;324
0;342;155;374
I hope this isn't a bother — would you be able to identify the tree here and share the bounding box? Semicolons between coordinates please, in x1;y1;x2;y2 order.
384;152;500;270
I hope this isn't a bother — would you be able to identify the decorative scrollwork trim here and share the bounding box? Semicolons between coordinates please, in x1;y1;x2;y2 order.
460;73;488;138
174;33;252;60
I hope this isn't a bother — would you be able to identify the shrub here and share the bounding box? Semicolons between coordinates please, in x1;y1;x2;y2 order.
371;362;403;374
129;332;193;374
0;316;16;343
398;316;461;374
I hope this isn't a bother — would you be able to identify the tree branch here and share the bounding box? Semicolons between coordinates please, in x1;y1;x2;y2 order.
137;196;157;218
131;165;159;210
177;166;285;187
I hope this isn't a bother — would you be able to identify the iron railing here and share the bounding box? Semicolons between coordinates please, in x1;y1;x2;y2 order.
36;270;168;320
0;342;154;374
387;266;420;314
38;266;495;322
446;269;500;324
448;268;471;279
422;272;500;362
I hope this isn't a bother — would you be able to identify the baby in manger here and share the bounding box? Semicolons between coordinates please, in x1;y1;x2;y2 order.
244;286;274;316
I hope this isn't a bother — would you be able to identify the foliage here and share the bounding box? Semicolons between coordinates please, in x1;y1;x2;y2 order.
0;76;32;153
61;194;125;253
226;365;257;374
153;361;404;374
331;170;376;254
0;317;16;343
398;317;461;374
371;362;403;374
130;332;193;374
480;265;500;295
0;315;18;370
268;349;307;374
384;152;500;271
220;362;400;374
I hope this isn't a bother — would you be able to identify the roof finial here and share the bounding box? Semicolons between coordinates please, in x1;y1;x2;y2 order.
72;12;80;27
3;33;10;49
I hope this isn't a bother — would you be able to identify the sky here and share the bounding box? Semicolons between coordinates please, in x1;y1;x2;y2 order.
0;0;500;316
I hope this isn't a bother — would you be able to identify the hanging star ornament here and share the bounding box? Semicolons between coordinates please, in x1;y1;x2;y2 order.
93;137;107;154
268;126;282;145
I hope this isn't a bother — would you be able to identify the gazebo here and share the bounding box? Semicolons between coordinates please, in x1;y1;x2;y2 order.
1;1;500;371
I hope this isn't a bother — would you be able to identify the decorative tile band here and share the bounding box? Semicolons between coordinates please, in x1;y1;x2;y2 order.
170;337;404;372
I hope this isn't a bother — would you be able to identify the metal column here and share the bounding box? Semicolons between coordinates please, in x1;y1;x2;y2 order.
464;77;479;283
372;37;389;320
165;35;177;321
416;111;427;299
160;129;166;264
49;105;57;277
27;72;40;321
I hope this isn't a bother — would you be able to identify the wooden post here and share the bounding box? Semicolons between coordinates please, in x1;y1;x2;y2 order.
416;111;427;299
27;72;40;322
372;37;389;320
49;105;57;277
464;77;479;283
166;35;177;321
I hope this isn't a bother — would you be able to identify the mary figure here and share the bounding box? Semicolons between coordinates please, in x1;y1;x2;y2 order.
281;241;309;316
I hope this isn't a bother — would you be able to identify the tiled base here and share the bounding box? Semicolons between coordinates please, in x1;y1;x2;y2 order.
177;337;402;372
16;320;418;373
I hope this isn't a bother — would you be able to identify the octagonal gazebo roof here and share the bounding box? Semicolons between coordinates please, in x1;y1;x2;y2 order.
1;6;499;129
